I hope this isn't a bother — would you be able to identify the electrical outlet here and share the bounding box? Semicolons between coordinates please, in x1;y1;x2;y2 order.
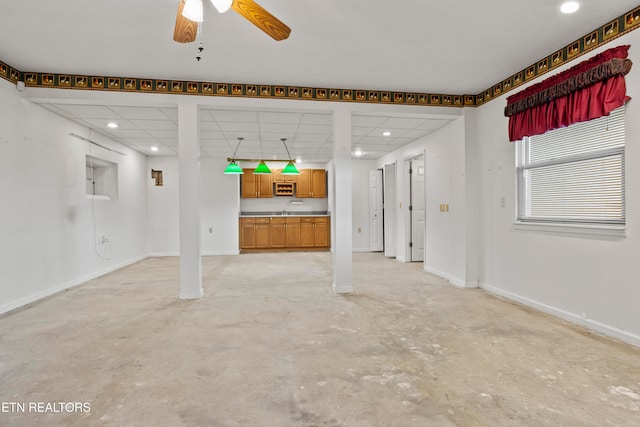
209;227;213;233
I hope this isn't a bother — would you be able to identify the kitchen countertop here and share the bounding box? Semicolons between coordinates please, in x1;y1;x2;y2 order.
239;211;330;217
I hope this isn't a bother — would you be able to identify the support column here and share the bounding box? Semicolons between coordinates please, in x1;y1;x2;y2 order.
178;102;203;299
332;107;353;293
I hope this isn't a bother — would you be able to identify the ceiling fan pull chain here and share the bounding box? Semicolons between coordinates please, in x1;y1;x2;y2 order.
196;23;204;61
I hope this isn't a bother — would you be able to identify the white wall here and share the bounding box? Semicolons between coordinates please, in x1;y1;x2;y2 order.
147;157;241;256
0;79;148;314
351;159;378;252
376;115;476;287
476;33;640;346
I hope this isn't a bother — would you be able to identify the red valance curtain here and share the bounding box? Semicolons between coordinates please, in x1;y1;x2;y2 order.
504;45;633;142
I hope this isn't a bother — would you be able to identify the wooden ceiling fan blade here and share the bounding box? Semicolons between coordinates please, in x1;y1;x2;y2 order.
231;0;291;41
173;0;198;43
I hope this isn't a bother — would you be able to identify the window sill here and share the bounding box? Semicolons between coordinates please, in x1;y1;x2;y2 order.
512;222;626;238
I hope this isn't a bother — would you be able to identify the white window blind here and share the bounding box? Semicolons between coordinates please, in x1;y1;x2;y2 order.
516;106;625;225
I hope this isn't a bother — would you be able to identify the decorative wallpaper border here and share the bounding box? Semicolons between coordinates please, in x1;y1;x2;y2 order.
1;5;639;108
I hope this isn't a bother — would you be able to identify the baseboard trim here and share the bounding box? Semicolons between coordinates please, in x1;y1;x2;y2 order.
480;282;640;348
0;254;148;316
148;252;180;257
202;251;240;256
353;248;372;253
332;283;354;294
424;265;478;289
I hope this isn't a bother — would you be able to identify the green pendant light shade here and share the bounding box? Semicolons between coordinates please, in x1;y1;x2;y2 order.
224;137;245;175
223;160;244;174
253;160;272;174
281;161;300;175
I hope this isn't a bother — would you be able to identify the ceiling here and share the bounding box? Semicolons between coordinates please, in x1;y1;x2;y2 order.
37;103;455;161
1;1;638;161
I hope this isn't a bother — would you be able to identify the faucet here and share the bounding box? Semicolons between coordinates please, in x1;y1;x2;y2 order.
282;209;287;215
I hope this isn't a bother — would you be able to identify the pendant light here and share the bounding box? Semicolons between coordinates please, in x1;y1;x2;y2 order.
253;160;272;174
223;137;244;174
280;138;300;175
253;138;271;174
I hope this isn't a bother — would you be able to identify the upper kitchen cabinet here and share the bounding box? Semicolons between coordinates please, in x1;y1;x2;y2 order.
241;169;273;198
272;169;298;183
297;169;326;198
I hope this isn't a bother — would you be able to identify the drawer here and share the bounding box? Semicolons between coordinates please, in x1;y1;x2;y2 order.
270;217;286;224
240;217;256;224
285;217;301;224
314;216;328;223
300;217;315;223
255;217;270;224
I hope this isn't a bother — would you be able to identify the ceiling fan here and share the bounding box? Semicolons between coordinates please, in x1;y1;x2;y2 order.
173;0;291;43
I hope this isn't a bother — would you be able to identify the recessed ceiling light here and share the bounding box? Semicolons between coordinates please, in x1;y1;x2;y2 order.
150;146;159;152
107;122;118;129
295;157;302;163
560;1;579;14
353;150;364;157
382;131;391;137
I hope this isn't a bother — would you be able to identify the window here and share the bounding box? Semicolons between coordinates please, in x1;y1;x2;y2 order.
516;106;625;226
86;155;118;200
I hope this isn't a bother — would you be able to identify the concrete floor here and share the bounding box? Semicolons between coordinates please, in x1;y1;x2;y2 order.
1;253;639;426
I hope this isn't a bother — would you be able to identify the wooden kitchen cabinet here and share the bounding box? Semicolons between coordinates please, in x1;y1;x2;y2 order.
272;169;298;184
241;169;273;198
239;216;329;251
300;217;315;247
285;217;301;247
311;169;327;198
255;217;271;248
314;216;329;247
270;217;286;248
240;218;257;249
296;169;326;198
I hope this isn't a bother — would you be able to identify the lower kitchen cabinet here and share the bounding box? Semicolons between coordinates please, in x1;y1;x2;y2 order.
240;216;330;252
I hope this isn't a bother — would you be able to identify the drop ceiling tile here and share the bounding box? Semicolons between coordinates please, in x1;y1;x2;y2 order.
121;138;160;147
260;132;296;142
300;113;332;125
380;117;429;129
84;118;138;130
399;129;433;139
258;111;303;124
200;122;222;131
109;106;170;120
159;108;179;121
200;130;225;138
352;127;375;136
259;123;299;134
130;120;177;130
296;124;332;135
416;119;453;131
107;129;152;138
207;110;259;122
218;122;260;133
146;130;178;139
54;104;119;119
290;134;329;143
352;115;388;127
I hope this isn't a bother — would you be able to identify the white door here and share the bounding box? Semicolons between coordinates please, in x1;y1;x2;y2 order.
410;158;425;262
384;163;396;257
370;169;383;252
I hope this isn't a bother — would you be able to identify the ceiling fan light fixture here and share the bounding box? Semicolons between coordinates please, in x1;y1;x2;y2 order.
182;0;204;22
210;0;232;13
